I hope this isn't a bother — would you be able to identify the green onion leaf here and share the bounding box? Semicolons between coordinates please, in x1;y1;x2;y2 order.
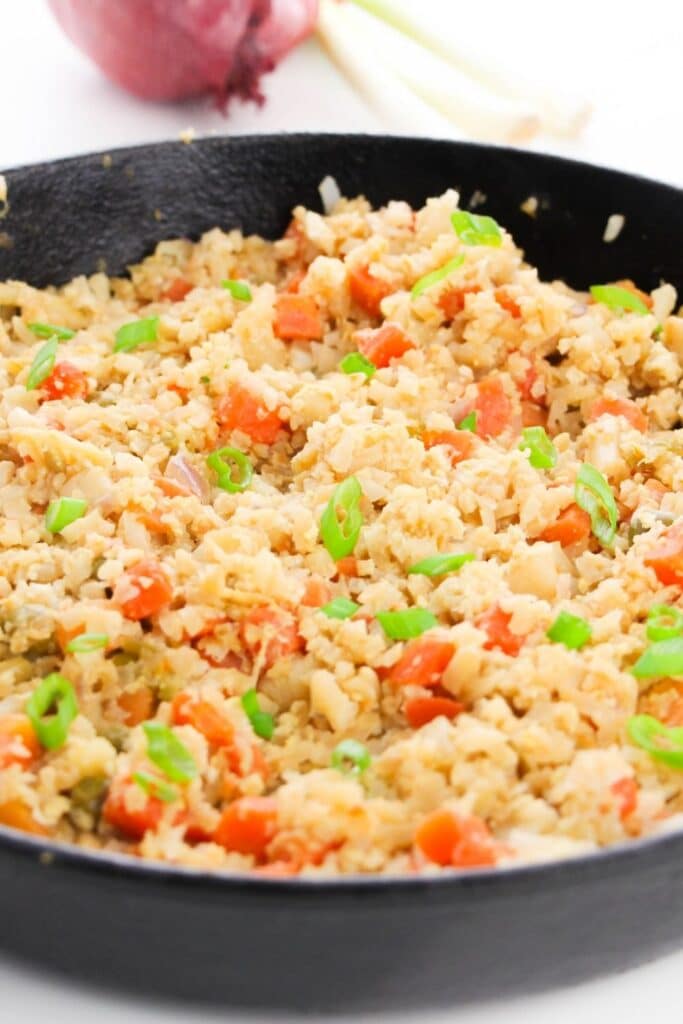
647;604;683;643
66;632;109;654
632;637;683;678
458;411;477;432
575;463;617;548
142;722;197;783
451;211;502;247
627;714;683;770
206;446;253;493
320;597;360;620
546;610;592;650
376;607;438;640
340;352;376;378
519;426;557;470
331;738;371;775
411;255;465;298
29;322;76;340
590;285;650;316
26;337;58;390
114;316;160;353
132;771;179;804
25;673;78;750
199;375;211;384
45;497;88;534
320;476;364;561
221;279;252;302
408;552;475;577
241;689;275;740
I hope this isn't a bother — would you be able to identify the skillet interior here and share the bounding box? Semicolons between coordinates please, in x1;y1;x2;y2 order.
0;134;682;1010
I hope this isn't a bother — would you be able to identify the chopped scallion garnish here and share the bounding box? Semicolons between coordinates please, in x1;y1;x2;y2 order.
241;689;275;740
340;352;376;378
331;738;371;775
142;722;197;783
458;411;477;432
376;607;438;640
411;255;465;298
519;426;557;469
206;446;253;493
627;714;683;770
590;285;650;316
646;604;683;643
114;316;160;353
408;552;474;577
320;477;364;561
632;637;683;678
221;279;252;302
26;337;58;390
320;596;359;620
575;463;617;548
66;632;109;654
546;610;592;650
25;673;78;750
45;497;88;534
132;771;179;803
28;322;75;340
451;211;502;247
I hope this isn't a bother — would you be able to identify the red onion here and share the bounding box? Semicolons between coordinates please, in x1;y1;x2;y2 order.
164;454;211;502
49;0;318;106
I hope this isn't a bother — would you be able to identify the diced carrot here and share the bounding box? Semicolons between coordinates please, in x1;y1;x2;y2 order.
167;383;189;401
539;504;592;547
437;284;481;320
0;799;48;836
476;605;524;656
404;696;464;728
102;777;165;839
213;797;278;858
521;401;548;428
55;621;83;654
241;606;303;669
223;737;269;783
348;265;393;317
415;809;498;868
153;476;193;498
216;383;283;445
516;363;546;406
589;396;648;432
612;279;653;310
40;362;88;401
644;525;683;587
171;693;234;747
474;377;512;438
335;556;358;578
273;294;323;341
388;639;455;688
302;577;333;608
117;559;173;621
118;686;155;727
494;288;522;318
136;509;174;539
355;324;415;369
161;277;193;302
611;777;638;821
0;715;41;769
422;429;475;465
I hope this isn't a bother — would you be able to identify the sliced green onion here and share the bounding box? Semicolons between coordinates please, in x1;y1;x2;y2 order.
320;597;360;620
142;722;197;783
331;738;371;775
206;446;253;493
376;607;438;640
199;375;211;384
411;255;465;298
546;610;592;650
114;316;160;353
45;497;88;534
25;673;78;750
340;352;376;378
26;337;58;390
519;426;557;470
132;771;179;804
647;604;683;643
627;714;683;770
590;285;650;316
575;463;617;548
320;476;364;561
221;279;252;302
451;211;502;247
632;638;683;678
241;689;274;740
66;632;109;654
458;411;477;432
408;552;475;577
29;322;75;340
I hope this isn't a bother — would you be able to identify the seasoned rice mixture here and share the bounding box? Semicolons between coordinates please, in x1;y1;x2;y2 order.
2;188;683;877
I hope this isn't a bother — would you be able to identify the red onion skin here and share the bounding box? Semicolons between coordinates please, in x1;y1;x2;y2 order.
49;0;318;106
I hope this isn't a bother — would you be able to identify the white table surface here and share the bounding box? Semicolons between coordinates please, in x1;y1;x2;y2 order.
1;2;681;1021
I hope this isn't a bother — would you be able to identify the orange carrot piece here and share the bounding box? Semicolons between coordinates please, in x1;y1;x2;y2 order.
422;429;475;465
0;800;48;836
117;559;173;621
0;715;41;769
404;696;464;728
476;606;524;656
213;797;278;858
161;277;193;302
348;265;393;317
437;284;481;320
241;606;303;669
335;556;358;578
415;809;498;868
356;324;415;369
171;693;234;748
40;362;88;401
216;383;283;445
645;525;683;587
474;377;512;438
520;401;548;428
388;639;455;688
589;396;648;432
154;476;193;498
301;577;333;608
611;777;638;821
539;504;592;547
118;686;155;727
102;777;165;839
273;294;323;341
494;288;522;318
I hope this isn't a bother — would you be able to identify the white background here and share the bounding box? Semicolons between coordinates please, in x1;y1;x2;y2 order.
1;1;681;1021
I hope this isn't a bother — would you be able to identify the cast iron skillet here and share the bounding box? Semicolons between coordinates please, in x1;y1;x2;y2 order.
0;134;682;1012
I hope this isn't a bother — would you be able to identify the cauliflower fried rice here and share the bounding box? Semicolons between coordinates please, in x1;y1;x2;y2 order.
1;187;683;877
